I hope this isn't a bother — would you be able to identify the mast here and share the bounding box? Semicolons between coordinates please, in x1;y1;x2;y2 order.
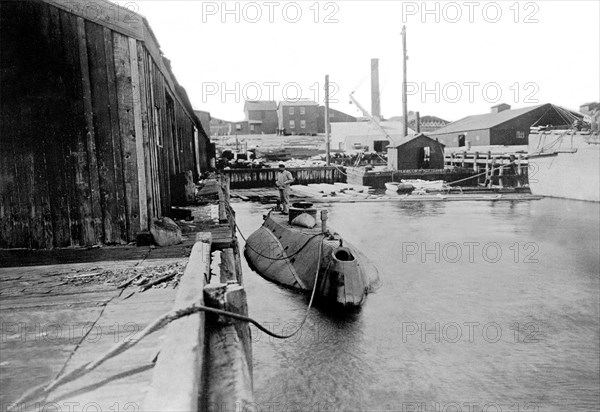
325;74;331;166
402;25;408;137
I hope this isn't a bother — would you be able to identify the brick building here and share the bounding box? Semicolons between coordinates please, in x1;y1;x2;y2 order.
278;100;319;135
244;100;278;134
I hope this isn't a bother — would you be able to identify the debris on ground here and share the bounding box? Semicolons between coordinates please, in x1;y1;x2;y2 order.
59;263;187;291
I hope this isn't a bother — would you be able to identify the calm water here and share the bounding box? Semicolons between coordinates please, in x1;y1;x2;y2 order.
232;198;600;412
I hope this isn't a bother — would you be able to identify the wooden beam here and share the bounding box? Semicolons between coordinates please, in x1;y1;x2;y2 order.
129;37;149;232
220;248;236;284
143;232;212;411
204;283;254;410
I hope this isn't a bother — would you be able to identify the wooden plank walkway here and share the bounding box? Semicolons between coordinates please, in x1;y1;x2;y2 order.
0;186;242;410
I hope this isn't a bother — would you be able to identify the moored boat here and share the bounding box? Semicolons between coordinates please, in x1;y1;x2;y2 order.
244;204;381;307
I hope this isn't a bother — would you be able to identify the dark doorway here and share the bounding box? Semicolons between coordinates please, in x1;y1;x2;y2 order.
417;146;431;169
374;140;388;152
458;134;466;147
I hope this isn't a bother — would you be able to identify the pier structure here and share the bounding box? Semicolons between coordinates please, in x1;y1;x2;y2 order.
344;167;478;190
444;147;529;188
0;176;253;411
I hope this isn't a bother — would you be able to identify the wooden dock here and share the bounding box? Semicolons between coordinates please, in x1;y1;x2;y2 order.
0;176;253;411
444;146;529;188
231;183;539;204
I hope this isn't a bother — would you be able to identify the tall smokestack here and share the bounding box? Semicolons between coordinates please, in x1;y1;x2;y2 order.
371;58;381;120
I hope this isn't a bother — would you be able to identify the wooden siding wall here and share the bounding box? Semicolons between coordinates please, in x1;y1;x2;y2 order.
0;1;200;249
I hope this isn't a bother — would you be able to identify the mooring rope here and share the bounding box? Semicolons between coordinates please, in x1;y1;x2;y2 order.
10;215;325;410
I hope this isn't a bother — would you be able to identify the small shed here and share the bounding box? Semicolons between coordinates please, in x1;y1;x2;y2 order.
387;134;445;170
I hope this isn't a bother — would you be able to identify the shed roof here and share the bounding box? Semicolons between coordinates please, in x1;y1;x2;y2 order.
244;100;278;111
389;133;445;148
429;104;548;135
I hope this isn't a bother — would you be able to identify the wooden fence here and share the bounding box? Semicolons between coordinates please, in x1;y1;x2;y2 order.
223;167;346;189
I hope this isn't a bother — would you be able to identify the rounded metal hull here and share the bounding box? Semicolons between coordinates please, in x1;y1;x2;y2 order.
244;213;380;307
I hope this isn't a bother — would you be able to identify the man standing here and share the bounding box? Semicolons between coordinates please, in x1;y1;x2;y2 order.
275;162;294;214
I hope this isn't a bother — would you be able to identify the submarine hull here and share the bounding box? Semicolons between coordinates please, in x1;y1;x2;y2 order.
244;212;380;307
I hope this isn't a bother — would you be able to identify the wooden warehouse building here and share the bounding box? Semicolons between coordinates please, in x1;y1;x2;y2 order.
428;103;582;147
0;0;212;249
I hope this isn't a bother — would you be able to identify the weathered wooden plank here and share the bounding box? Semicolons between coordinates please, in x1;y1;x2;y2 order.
136;42;156;221
154;65;171;215
143;233;212;411
104;27;128;243
59;10;88;247
129;37;149;232
77;16;102;245
38;4;72;248
22;4;46;249
146;53;162;217
113;31;140;239
0;2;31;248
204;283;253;410
86;21;121;244
220;248;236;284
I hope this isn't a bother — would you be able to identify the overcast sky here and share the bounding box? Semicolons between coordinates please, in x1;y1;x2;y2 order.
132;0;599;122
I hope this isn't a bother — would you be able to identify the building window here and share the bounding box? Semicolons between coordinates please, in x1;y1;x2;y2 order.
289;107;294;115
300;120;306;129
516;130;526;139
289;120;295;129
236;124;242;131
250;124;255;132
300;107;305;115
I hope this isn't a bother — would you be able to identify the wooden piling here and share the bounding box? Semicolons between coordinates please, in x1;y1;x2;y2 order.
204;283;254;411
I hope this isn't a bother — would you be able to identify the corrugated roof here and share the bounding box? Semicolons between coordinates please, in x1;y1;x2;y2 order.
429;104;548;135
244;101;278;111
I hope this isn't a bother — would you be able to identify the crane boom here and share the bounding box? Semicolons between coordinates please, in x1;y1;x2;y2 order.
349;92;391;140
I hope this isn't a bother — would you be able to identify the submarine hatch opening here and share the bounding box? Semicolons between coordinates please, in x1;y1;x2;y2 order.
334;248;355;262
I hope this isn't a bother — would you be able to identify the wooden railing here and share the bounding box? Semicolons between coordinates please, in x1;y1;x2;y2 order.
222;167;346;189
145;176;253;411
